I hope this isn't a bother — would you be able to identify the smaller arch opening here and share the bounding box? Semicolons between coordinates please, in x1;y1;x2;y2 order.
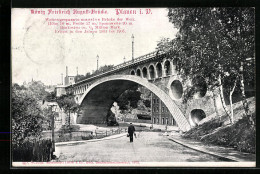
164;60;172;76
190;109;206;126
156;63;162;78
130;70;135;75
142;67;148;78
136;69;141;76
149;65;155;79
170;80;183;99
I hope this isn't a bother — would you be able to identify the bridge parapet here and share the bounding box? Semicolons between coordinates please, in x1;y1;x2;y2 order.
73;50;165;86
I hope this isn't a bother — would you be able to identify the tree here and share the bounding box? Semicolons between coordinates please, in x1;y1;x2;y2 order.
75;75;85;83
156;37;174;52
12;84;44;145
143;99;151;108
164;8;227;118
97;65;114;73
116;85;141;111
13;83;27;90
74;65;114;82
44;91;56;102
165;8;254;125
106;110;118;126
42;107;59;130
56;92;79;127
27;80;49;101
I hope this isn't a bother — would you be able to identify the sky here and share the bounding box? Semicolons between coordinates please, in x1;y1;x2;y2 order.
12;8;178;85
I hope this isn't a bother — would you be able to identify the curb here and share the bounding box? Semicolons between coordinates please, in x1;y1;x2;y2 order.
56;133;127;146
168;137;238;162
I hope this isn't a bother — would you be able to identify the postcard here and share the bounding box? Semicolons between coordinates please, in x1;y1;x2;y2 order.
11;7;256;167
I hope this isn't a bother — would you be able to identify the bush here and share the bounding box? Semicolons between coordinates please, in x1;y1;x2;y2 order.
201;114;256;153
183;116;225;139
13;139;52;162
81;135;93;140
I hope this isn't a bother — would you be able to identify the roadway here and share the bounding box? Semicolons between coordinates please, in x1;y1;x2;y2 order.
55;132;222;162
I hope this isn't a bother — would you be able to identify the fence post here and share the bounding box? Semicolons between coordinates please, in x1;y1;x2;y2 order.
106;130;107;137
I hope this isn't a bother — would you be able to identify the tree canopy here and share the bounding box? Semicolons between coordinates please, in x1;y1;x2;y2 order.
166;8;254;81
12;84;44;144
116;85;141;111
56;92;79;126
163;8;255;125
75;64;114;82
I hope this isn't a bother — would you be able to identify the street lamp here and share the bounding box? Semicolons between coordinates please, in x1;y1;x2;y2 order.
48;103;56;157
97;55;99;70
131;34;134;62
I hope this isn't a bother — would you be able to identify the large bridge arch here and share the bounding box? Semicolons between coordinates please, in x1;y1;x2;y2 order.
77;75;191;132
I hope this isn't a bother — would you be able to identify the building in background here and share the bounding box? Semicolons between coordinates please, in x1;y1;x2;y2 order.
151;93;176;126
64;66;75;86
55;85;66;97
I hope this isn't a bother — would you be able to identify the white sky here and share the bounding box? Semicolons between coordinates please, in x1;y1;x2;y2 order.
12;8;178;85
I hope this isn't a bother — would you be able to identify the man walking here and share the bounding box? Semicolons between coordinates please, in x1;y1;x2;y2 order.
128;123;135;143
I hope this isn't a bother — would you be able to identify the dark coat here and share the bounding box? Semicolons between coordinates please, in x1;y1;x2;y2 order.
128;124;135;135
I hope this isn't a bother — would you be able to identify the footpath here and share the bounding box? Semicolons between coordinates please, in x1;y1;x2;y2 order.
168;131;256;162
55;132;127;147
127;122;179;131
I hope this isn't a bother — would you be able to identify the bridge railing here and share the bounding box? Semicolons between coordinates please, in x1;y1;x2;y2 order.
43;128;127;143
110;50;164;70
75;50;165;85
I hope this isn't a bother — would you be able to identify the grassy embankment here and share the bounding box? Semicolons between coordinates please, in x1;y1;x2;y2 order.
182;97;255;154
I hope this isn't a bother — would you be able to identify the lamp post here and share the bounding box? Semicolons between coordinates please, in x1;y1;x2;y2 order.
48;103;56;157
97;55;99;70
131;34;134;62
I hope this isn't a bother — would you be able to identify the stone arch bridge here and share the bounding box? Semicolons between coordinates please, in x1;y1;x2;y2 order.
64;51;221;132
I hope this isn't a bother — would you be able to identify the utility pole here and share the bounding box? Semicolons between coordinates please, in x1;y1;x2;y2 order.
48;103;56;159
97;55;99;70
131;34;134;62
